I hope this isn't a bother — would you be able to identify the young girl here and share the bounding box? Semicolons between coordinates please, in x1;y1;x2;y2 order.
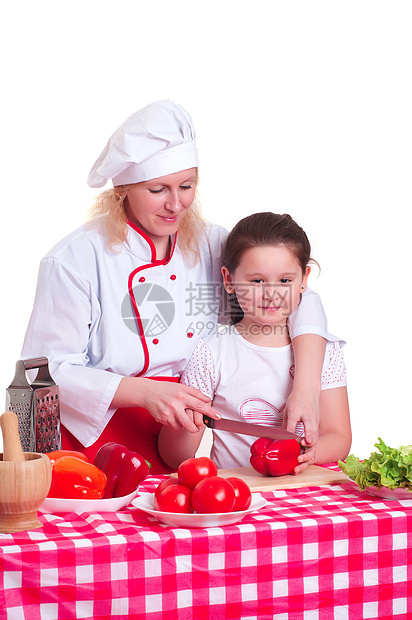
158;212;351;474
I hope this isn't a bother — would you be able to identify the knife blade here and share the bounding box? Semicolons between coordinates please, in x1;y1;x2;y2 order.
203;415;302;442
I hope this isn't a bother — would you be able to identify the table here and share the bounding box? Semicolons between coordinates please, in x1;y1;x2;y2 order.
1;465;411;620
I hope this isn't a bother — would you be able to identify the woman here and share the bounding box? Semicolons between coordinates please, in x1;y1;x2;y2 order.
22;100;335;472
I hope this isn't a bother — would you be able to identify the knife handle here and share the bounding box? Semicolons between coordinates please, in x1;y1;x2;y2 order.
203;415;215;429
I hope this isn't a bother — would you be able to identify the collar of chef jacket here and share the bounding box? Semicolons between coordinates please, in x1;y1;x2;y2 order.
125;219;177;264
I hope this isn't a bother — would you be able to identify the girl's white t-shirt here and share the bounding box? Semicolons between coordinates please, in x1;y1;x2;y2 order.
180;327;347;469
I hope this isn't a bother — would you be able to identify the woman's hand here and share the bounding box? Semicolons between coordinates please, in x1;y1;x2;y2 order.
295;442;316;475
284;388;319;474
112;377;220;433
287;386;351;474
285;333;326;474
141;380;219;432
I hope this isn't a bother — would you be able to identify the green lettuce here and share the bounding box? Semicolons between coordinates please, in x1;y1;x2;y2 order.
338;437;412;491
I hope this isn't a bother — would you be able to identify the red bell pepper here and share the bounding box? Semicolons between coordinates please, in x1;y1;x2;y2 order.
250;437;301;476
47;456;107;499
46;450;89;467
94;442;150;498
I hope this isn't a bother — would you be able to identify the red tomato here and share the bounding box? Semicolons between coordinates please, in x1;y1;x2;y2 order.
177;456;218;490
46;450;89;467
192;476;236;514
226;477;252;511
154;484;193;513
154;478;180;499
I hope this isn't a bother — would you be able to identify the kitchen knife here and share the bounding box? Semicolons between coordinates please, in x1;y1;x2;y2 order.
203;415;302;442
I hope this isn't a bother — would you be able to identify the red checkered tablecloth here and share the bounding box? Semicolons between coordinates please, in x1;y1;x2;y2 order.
1;466;412;619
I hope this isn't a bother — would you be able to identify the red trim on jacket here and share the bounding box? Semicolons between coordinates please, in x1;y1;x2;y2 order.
127;220;178;377
127;219;157;262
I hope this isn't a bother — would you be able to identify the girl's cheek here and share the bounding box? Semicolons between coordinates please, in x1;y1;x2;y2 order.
290;291;302;313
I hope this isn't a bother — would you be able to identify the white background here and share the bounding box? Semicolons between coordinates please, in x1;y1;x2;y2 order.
1;1;411;458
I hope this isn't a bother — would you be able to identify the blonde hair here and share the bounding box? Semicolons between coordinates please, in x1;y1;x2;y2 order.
87;179;208;262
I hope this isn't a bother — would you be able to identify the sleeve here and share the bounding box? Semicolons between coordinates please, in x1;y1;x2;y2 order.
320;341;347;390
180;339;216;401
288;287;344;344
21;257;123;447
205;224;231;325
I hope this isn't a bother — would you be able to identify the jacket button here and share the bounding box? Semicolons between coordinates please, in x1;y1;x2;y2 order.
139;276;145;282
170;274;177;280
153;338;159;345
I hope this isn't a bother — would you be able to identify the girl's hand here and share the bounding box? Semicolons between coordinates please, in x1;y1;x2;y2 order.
157;406;208;468
185;407;208;430
139;379;219;433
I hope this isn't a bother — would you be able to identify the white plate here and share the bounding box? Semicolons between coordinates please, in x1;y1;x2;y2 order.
359;485;412;500
345;477;412;500
132;492;268;528
39;489;139;514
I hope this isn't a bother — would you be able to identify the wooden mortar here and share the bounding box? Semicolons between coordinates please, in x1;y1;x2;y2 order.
0;411;52;533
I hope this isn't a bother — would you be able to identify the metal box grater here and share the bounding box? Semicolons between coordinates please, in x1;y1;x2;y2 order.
5;357;61;453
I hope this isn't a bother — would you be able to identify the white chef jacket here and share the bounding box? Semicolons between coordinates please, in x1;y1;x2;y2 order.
180;328;347;469
22;218;335;447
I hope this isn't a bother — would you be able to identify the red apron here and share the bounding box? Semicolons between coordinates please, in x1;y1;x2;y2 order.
61;376;178;474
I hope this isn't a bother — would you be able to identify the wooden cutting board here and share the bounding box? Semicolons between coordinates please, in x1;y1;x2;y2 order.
216;465;347;491
172;465;347;492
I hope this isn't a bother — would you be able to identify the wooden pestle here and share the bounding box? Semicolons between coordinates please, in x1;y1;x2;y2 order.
1;411;25;461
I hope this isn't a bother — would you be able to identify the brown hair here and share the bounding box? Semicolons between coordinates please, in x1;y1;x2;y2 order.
223;212;317;324
86;177;207;262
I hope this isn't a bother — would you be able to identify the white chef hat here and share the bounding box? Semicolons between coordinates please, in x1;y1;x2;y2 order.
87;99;199;188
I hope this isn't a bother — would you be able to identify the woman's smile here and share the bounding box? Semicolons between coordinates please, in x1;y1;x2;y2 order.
157;214;179;223
258;305;283;312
